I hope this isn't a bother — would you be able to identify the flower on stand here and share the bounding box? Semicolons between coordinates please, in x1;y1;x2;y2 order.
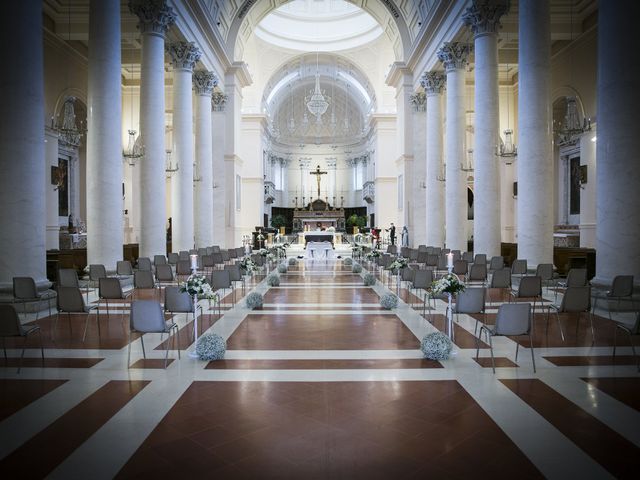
179;273;218;301
258;248;268;256
431;273;466;296
388;257;409;273
239;257;257;275
365;250;381;259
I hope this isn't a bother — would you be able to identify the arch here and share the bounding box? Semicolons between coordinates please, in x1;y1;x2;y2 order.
551;85;588;120
226;0;410;62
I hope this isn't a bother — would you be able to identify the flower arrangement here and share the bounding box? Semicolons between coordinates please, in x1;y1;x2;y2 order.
266;273;280;286
269;245;288;259
380;293;398;309
366;250;381;259
195;333;226;360
431;273;465;295
277;263;288;273
363;273;376;286
258;248;268;256
388;257;409;273
179;274;217;299
352;263;362;273
239;257;258;274
420;332;453;360
266;253;277;262
245;292;263;309
288;257;298;266
344;257;353;266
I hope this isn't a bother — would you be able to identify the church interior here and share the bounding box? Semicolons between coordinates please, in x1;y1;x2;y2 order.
0;0;639;477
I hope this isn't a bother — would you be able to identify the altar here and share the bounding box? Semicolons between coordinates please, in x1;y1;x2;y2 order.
292;198;346;234
300;231;335;246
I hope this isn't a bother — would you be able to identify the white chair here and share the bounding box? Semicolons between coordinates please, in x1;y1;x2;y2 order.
128;300;180;369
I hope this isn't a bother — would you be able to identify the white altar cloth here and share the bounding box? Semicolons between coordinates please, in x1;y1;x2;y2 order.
305;241;334;259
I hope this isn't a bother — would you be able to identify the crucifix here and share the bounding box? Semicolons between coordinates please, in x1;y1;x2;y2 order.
309;164;327;199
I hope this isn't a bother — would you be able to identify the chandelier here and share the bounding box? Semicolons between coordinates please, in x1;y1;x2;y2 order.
123;129;144;166
556;97;590;146
305;54;330;122
498;129;517;160
55;97;85;147
165;149;178;177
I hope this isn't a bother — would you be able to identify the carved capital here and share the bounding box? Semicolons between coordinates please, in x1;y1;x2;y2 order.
128;0;176;36
299;159;311;169
463;0;510;37
326;159;337;169
437;42;472;72
211;89;228;111
421;71;446;96
193;70;217;96
410;92;427;112
166;41;201;71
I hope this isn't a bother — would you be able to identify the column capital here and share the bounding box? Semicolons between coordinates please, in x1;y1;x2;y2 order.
463;0;510;38
211;89;228;111
437;42;472;72
299;158;311;169
128;0;175;36
421;71;446;95
326;158;337;169
410;92;427;112
167;41;201;71
278;158;290;168
193;70;217;96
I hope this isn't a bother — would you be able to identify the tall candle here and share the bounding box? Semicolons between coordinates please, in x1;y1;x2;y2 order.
190;254;198;272
446;252;454;269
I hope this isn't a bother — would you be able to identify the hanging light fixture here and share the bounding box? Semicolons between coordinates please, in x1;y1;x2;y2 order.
123;35;144;166
497;33;517;162
165;149;178;177
305;53;330;122
193;162;202;183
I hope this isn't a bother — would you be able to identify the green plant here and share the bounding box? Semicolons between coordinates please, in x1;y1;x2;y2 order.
270;214;287;229
346;214;367;229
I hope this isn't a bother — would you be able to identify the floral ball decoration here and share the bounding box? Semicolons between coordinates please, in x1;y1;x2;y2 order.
196;333;226;361
363;273;376;286
352;263;363;273
245;292;263;309
380;293;398;309
420;332;453;360
277;263;288;274
288;257;298;266
344;257;353;266
267;273;280;287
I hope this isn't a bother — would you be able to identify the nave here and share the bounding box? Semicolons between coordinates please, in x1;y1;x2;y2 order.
1;255;639;479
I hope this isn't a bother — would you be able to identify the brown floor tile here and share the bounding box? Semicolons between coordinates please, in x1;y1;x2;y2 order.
128;358;175;369
0;378;67;422
263;287;380;304
543;355;638;366
429;314;489;349
473;356;518;368
205;358;442;369
0;380;149;478
227;313;418;350
582;377;640;412
0;357;104;369
154;313;220;351
500;378;640;478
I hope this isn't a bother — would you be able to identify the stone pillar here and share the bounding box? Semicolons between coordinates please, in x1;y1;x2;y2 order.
327;159;337;201
167;41;200;252
0;0;47;291
517;0;553;267
211;89;227;246
86;0;122;270
595;0;640;285
193;70;215;248
438;43;471;252
410;92;427;247
422;72;446;247
464;0;509;257
45;128;60;250
129;0;175;258
280;158;290;206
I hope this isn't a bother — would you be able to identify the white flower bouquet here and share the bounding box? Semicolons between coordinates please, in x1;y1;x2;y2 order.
180;273;218;300
431;273;465;295
258;248;268;256
366;250;381;259
239;257;257;274
388;257;409;272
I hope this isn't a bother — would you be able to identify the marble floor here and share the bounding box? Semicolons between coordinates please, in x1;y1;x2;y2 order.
1;257;639;479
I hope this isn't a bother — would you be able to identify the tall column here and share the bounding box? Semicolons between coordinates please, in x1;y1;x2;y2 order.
129;0;175;258
279;158;290;206
0;0;47;291
517;0;552;266
422;72;446;247
595;0;640;285
410;92;427;247
438;43;471;252
464;0;508;257
167;41;200;252
327;159;337;201
211;90;227;246
193;70;216;248
86;0;122;270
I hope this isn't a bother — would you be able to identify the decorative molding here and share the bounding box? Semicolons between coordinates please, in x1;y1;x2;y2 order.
410;92;427;112
299;158;311;169
167;41;201;71
128;0;176;36
193;70;217;96
211;89;228;111
326;158;337;169
462;0;510;37
421;71;446;95
437;42;472;72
